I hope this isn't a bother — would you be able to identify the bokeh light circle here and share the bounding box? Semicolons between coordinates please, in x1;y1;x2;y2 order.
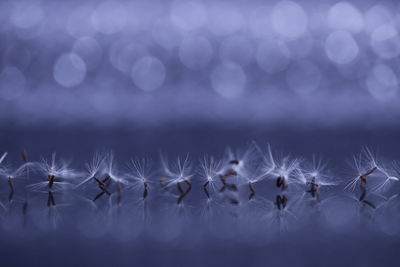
328;2;364;33
170;1;207;31
91;1;127;34
366;63;398;101
131;56;166;92
370;24;400;59
325;31;359;64
53;53;87;88
271;1;308;39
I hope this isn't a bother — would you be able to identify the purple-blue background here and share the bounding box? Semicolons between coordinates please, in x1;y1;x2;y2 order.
1;0;400;266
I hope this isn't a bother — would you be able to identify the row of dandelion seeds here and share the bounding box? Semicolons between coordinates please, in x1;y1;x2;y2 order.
0;143;399;234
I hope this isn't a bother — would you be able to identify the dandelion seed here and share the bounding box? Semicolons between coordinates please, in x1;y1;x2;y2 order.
222;142;263;186
27;153;77;192
199;155;222;199
262;145;303;190
0;160;35;193
361;167;378;188
217;142;265;200
126;157;153;200
346;147;398;193
76;152;107;188
160;154;193;201
345;148;377;191
302;156;337;202
104;152;127;185
307;177;320;200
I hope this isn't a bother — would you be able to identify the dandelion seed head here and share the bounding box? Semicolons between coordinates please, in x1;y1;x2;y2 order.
302;156;336;187
160;154;192;187
39;154;75;179
126;157;153;191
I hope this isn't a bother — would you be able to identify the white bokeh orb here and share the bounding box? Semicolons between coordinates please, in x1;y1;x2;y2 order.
131;56;166;92
364;5;393;34
366;63;398;101
53;53;87;88
325;31;359;64
208;3;245;36
67;5;97;38
91;1;127;34
271;1;308;39
370;24;400;59
327;2;364;33
249;5;274;39
170;1;207;31
109;41;149;74
11;0;44;29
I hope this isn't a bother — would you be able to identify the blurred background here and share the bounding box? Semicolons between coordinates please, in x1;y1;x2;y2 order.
1;0;400;266
0;0;400;128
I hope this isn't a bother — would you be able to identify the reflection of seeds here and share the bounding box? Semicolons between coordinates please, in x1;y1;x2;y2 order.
143;182;148;200
229;198;239;206
203;181;210;199
8;177;14;192
276;195;288;210
248;182;255;200
47;191;56;207
362;199;376;209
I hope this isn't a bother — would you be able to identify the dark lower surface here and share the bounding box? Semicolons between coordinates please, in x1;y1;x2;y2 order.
0;229;399;267
0;124;400;267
